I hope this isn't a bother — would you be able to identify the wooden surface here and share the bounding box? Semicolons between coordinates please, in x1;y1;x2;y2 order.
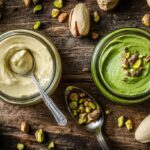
0;0;150;149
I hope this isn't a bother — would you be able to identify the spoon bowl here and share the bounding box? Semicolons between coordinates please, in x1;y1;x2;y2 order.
65;86;109;150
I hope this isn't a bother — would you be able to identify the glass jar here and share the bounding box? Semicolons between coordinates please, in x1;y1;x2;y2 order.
0;29;62;105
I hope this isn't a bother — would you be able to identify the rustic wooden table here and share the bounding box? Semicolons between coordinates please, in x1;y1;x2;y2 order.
0;0;150;149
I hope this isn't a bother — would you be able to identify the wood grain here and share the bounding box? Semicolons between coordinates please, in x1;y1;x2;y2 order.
0;0;150;149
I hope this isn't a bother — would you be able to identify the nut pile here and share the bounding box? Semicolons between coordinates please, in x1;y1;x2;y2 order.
121;48;150;78
67;88;101;125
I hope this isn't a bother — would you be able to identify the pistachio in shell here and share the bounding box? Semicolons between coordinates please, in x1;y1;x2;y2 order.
69;3;90;38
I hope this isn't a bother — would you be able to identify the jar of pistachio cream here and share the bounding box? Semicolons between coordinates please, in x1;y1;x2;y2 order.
0;29;62;105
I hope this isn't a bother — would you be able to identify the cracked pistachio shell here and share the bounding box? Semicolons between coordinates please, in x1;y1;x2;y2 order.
97;0;119;11
135;115;150;143
69;3;90;38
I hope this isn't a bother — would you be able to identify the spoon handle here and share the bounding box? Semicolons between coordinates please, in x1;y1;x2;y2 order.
30;74;67;126
96;128;110;150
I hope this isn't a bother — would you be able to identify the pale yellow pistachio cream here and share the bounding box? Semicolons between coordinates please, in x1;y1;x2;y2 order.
0;35;53;98
9;49;33;75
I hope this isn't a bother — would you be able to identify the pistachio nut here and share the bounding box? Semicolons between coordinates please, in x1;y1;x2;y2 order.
35;129;45;143
97;0;119;11
17;143;24;150
48;141;55;149
53;0;63;8
125;119;133;130
20;121;29;133
69;3;90;38
51;9;60;18
33;21;41;30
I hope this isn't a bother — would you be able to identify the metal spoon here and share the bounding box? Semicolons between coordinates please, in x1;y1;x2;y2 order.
65;86;109;150
10;50;67;126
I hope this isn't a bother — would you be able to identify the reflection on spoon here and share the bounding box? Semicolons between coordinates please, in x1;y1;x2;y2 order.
9;49;67;126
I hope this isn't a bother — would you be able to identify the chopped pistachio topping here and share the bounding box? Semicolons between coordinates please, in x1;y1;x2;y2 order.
53;0;63;8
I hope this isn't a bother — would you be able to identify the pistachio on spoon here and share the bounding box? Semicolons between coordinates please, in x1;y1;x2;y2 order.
65;86;110;150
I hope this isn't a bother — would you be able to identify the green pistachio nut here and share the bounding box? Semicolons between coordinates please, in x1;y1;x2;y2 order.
33;4;42;13
118;116;125;128
17;143;24;150
53;0;63;8
93;11;100;22
33;21;41;30
125;119;133;130
51;9;60;18
88;102;96;110
133;59;142;69
48;141;55;149
69;101;78;110
85;107;91;113
72;110;78;116
126;52;131;59
35;129;45;143
69;93;78;101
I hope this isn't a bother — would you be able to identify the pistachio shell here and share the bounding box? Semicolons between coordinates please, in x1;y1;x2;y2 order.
135;115;150;143
97;0;119;11
69;3;90;37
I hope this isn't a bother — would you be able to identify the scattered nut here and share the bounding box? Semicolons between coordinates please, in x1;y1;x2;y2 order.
118;116;125;128
33;4;42;13
20;121;29;133
133;59;142;69
33;21;41;30
91;32;99;40
58;12;68;23
52;8;60;18
69;3;90;37
97;0;119;11
17;143;24;150
125;119;133;131
48;141;55;149
142;14;150;27
23;0;31;7
35;129;45;143
93;11;100;22
54;0;63;8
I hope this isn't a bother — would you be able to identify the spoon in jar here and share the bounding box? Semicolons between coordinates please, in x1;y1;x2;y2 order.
9;49;67;126
65;86;110;150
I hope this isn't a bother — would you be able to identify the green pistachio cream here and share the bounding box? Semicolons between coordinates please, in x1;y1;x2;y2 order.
92;28;150;104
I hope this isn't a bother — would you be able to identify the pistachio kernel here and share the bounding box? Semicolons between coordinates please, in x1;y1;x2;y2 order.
69;101;78;109
125;119;133;131
53;0;63;8
20;121;29;133
17;143;24;150
33;4;42;13
33;21;41;30
118;116;125;128
51;8;60;18
93;11;100;22
48;141;55;149
35;129;45;143
69;93;78;101
133;59;142;69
